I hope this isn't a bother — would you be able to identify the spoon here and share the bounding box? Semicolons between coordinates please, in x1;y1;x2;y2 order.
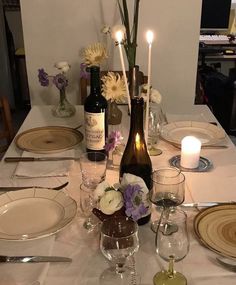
216;256;236;271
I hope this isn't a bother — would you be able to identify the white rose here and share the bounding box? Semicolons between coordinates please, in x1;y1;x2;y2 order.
54;61;70;73
150;89;162;104
94;181;111;201
99;190;124;215
111;25;126;41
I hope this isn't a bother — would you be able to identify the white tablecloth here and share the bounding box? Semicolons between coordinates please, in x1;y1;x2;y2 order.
0;105;236;285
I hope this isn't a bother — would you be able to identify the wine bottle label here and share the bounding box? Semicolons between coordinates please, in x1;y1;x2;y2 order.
85;112;105;150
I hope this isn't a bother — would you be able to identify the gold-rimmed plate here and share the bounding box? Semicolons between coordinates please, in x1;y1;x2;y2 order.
0;188;77;241
15;126;83;154
161;121;226;146
194;204;236;258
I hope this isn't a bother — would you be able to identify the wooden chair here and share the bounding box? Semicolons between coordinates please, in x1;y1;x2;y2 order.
80;70;148;104
0;96;14;154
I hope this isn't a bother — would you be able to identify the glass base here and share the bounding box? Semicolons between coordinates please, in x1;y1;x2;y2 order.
153;270;187;285
99;266;139;285
148;146;162;156
51;99;76;118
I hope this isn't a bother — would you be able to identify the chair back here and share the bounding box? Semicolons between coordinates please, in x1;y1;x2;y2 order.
0;96;14;154
80;70;148;104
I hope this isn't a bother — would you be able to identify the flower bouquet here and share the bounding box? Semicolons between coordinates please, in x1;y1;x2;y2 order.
92;173;150;223
38;61;76;117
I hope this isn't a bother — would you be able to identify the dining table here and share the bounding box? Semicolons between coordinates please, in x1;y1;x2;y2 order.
0;104;236;285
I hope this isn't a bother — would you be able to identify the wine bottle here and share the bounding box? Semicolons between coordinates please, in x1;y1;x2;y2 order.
119;67;153;225
84;66;108;161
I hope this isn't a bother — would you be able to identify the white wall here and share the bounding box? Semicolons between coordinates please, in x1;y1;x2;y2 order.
20;0;202;112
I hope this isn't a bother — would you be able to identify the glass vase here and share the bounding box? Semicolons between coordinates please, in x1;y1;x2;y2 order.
51;88;76;118
107;100;122;125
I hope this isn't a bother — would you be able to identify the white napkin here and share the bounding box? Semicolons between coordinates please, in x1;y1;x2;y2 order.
14;150;75;178
0;236;55;285
186;164;236;202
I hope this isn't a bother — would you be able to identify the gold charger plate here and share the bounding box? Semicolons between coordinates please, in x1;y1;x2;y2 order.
194;204;236;258
15;126;83;154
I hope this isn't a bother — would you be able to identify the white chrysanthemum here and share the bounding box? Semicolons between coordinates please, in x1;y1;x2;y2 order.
82;42;107;66
101;25;110;34
101;72;127;102
99;190;124;215
111;25;126;41
141;84;162;104
54;61;70;73
151;89;162;104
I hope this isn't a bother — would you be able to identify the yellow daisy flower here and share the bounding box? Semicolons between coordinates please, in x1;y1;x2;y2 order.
82;42;107;66
101;72;127;103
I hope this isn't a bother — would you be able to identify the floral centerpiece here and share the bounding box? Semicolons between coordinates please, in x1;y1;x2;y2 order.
38;61;76;118
93;173;149;222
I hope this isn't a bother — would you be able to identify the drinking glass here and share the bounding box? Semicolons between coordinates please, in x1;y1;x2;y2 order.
99;216;139;285
79;152;107;230
148;105;167;156
153;209;189;285
150;167;185;233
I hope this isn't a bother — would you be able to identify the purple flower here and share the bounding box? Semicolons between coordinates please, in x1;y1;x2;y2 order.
105;131;123;152
53;73;68;90
123;184;148;221
38;68;49;87
80;63;90;79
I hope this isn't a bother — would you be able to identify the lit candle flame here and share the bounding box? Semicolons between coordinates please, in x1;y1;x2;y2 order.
116;30;124;44
146;30;154;45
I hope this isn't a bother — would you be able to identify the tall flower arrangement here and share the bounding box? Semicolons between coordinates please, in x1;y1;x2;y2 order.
117;0;140;69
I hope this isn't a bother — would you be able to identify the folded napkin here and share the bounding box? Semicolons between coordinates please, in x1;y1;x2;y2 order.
0;236;55;285
14;150;75;178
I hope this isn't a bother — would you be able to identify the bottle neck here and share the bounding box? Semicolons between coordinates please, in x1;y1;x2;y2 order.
130;97;145;137
90;66;101;95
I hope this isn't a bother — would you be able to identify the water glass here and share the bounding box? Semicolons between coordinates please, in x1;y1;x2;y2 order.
79;152;107;189
99;216;139;285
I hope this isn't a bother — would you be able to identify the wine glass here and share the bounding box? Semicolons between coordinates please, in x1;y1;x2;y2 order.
148;105;167;156
99;216;139;285
153;208;189;285
150;167;185;233
79;151;107;231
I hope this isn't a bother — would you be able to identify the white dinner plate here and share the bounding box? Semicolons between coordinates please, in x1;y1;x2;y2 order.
161;121;226;146
0;188;77;241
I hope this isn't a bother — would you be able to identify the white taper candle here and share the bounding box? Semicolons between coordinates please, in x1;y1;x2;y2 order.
116;31;131;114
145;30;154;143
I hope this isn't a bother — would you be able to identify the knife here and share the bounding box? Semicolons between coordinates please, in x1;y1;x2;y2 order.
0;255;72;263
181;201;236;208
4;157;79;162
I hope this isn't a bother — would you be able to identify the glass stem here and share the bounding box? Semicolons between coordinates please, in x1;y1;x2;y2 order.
115;263;125;274
167;256;175;278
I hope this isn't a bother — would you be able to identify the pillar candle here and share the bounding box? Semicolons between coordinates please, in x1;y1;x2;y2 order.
180;136;201;169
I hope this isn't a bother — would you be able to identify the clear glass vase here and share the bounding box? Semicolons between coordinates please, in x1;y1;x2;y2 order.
51;88;76;118
107;100;122;125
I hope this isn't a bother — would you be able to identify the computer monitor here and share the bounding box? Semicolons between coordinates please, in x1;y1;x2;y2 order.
200;0;232;32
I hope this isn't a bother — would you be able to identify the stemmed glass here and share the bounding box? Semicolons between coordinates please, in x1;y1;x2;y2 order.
99;216;139;285
150;167;185;233
148;105;168;156
79;151;107;231
153;209;189;285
